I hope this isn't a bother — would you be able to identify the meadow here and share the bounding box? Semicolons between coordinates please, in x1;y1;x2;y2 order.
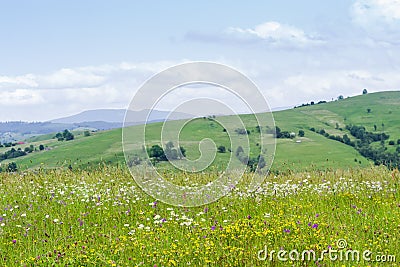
0;166;398;266
6;91;400;172
1;91;400;266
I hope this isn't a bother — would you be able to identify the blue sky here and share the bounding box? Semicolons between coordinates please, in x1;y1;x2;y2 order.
0;0;399;121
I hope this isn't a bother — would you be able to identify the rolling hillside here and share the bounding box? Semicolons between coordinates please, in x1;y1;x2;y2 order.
2;91;399;172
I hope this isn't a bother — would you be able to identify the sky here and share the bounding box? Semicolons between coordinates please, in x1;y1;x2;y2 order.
0;0;399;121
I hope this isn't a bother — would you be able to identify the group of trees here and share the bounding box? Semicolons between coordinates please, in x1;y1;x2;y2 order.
235;128;250;135
235;146;266;172
0;142;16;148
0;143;46;165
55;129;74;141
0;147;26;161
268;126;304;139
295;89;368;108
0;162;18;172
314;123;400;169
147;141;186;162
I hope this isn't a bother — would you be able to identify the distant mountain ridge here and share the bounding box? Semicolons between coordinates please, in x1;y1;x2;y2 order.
49;109;194;124
0;109;195;142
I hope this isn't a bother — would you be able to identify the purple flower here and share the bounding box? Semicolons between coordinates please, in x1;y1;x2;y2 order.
152;201;157;208
12;239;16;244
204;207;209;213
315;214;320;217
296;221;301;224
247;215;252;219
211;226;216;231
308;222;312;227
284;229;291;233
0;217;3;221
312;223;318;229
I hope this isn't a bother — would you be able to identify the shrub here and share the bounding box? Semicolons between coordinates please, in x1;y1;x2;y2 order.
217;146;226;153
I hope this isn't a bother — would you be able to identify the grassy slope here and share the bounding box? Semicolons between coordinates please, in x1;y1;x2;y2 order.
4;91;400;171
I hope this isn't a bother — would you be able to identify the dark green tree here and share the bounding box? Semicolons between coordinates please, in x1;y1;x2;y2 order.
148;145;165;161
63;129;74;141
7;162;18;172
217;145;226;153
55;132;63;141
235;146;244;157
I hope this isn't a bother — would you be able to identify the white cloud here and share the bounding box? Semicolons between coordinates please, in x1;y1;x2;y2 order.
0;58;399;122
225;21;324;47
351;0;400;44
0;89;45;106
0;60;185;121
260;69;400;109
352;0;400;25
0;74;38;89
185;21;324;48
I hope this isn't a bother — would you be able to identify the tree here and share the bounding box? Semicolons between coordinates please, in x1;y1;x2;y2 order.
338;95;344;100
273;126;282;138
63;129;74;141
179;146;186;158
235;128;249;135
298;130;305;137
148;145;165;161
7;162;18;172
235;146;244;157
217;145;226;153
374;124;377;131
367;108;371;113
55;132;63;141
363;88;368;95
39;144;45;151
84;130;91;137
164;141;178;160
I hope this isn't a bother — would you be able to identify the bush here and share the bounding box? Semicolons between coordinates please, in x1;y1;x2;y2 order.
6;162;18;172
388;140;395;145
235;146;244;157
298;130;305;137
217;145;226;153
235;128;249;135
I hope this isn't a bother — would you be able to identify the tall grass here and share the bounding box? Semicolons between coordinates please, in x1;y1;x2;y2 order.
0;166;398;266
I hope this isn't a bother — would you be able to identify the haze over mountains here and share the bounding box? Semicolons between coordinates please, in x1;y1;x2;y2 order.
0;109;194;142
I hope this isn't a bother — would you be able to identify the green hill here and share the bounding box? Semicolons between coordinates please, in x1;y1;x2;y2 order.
2;91;400;172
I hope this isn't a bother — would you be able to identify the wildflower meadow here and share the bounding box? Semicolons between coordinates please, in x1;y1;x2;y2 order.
0;166;398;266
